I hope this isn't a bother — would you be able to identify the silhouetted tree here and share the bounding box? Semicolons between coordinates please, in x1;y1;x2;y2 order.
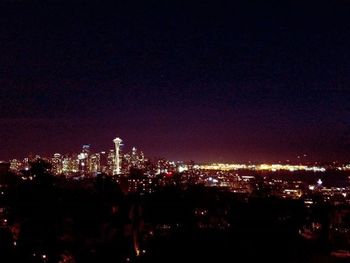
129;168;144;180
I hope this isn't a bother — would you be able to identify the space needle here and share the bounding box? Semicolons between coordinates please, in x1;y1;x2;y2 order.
113;137;123;175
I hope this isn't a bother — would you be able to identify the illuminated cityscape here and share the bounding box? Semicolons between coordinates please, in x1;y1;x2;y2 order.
1;136;350;262
2;0;350;262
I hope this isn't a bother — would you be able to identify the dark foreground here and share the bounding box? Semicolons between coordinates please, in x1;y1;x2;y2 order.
0;162;349;262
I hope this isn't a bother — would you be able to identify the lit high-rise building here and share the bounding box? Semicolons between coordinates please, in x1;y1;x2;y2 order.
62;155;79;175
78;144;90;174
113;137;122;175
52;153;63;174
107;150;115;175
99;151;108;173
89;153;100;174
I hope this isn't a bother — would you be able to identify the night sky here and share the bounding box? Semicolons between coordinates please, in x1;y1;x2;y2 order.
1;0;350;162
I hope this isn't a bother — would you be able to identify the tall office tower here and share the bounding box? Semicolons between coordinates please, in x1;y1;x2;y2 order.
78;145;90;174
99;151;108;173
89;153;100;174
52;153;63;175
107;150;115;175
131;147;138;167
113;137;123;175
137;150;146;169
62;157;70;174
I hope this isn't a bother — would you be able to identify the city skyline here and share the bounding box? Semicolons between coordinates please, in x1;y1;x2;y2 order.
2;1;350;262
2;133;348;164
1;0;350;162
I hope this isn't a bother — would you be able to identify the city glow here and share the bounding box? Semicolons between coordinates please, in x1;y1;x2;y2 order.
198;163;326;172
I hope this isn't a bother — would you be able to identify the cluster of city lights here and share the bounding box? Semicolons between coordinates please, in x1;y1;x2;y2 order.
198;163;326;172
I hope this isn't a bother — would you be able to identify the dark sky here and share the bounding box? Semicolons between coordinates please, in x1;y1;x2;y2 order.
1;0;350;162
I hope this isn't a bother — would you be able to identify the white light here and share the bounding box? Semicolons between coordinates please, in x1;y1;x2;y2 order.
178;166;188;172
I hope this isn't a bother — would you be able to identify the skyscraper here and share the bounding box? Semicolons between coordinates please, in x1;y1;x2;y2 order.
52;153;63;174
113;137;123;175
78;144;90;174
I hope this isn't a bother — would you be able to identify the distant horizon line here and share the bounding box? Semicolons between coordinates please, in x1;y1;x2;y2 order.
1;154;349;166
